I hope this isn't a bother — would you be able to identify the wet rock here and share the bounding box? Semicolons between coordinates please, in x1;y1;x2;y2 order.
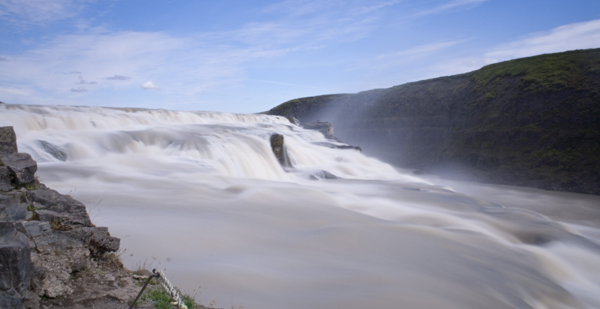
309;170;338;180
21;221;51;238
270;134;292;168
286;116;300;125
28;232;89;298
312;141;362;152
0;167;13;191
38;141;67;162
32;230;84;254
0;128;140;308
65;227;120;256
28;189;93;227
0;192;26;221
0;126;18;156
1;153;37;186
0;224;33;309
302;121;336;139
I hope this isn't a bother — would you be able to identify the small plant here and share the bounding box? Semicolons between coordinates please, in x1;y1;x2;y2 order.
135;286;206;309
24;181;39;191
50;218;72;231
27;204;40;221
142;289;173;309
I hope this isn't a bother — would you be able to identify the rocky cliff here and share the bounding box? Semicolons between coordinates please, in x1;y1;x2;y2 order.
269;48;600;195
0;126;140;309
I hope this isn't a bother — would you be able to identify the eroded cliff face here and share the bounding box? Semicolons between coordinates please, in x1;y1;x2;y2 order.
269;49;600;194
0;126;140;309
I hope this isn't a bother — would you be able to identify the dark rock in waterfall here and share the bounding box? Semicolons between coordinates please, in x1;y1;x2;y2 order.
309;170;338;180
287;116;300;125
269;48;600;195
0;223;33;309
270;134;292;168
312;141;362;152
38;141;68;161
1;153;38;187
0;127;18;156
302;121;336;140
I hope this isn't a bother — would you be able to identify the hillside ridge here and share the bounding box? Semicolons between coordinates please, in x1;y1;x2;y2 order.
269;48;600;195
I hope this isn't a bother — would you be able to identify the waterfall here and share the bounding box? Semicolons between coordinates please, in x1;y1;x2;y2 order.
2;103;599;309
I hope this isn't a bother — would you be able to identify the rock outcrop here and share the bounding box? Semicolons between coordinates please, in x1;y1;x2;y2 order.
270;134;292;168
0;126;139;309
269;48;600;195
301;121;336;140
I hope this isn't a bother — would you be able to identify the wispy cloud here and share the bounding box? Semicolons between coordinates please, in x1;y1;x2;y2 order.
413;0;488;17
0;0;93;25
0;0;401;105
0;31;187;95
378;40;464;59
77;75;96;84
105;75;130;80
419;19;600;81
249;79;323;89
352;40;465;71
254;0;400;46
70;86;87;92
263;0;342;16
486;19;600;61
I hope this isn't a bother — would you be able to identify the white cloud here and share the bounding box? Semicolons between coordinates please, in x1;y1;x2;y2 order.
141;81;158;90
486;19;600;62
0;0;93;25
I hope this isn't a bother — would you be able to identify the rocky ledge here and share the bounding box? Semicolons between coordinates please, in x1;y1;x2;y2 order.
0;126;141;309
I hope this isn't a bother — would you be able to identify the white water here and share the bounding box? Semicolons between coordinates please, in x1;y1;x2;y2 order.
2;103;600;309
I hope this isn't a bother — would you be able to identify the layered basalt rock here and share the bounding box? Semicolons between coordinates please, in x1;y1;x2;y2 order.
0;126;138;309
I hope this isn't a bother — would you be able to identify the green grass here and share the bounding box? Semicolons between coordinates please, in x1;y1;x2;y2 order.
139;288;203;309
470;49;600;92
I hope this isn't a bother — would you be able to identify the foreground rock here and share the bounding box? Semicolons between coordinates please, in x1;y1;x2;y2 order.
0;126;139;309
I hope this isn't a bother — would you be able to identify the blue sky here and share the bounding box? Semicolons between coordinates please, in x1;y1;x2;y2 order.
1;0;600;113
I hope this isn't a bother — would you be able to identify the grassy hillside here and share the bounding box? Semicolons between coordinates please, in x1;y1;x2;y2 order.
269;48;600;194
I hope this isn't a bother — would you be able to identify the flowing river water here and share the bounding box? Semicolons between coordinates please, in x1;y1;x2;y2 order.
2;103;600;309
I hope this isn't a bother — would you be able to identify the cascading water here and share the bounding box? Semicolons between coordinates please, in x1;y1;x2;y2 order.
2;103;599;309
